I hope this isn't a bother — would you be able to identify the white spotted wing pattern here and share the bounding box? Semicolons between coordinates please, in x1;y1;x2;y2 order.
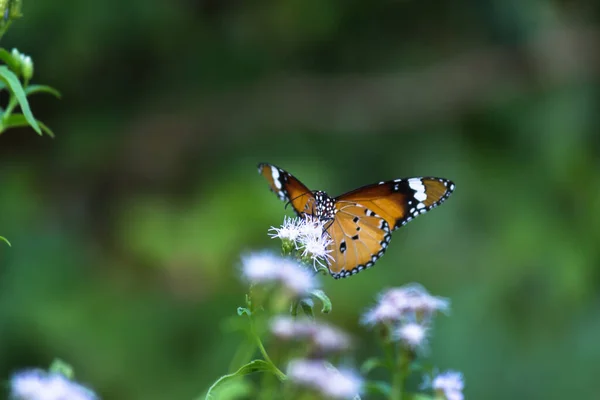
258;163;455;279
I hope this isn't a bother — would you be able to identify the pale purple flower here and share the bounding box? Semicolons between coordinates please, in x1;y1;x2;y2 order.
11;370;97;400
432;371;464;400
270;316;351;353
381;284;450;318
279;260;318;295
287;359;362;399
241;252;281;282
241;252;317;296
394;322;428;350
362;283;450;327
360;299;399;326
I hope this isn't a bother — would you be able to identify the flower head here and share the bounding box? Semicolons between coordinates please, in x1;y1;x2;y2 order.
11;370;98;400
269;216;334;270
362;283;450;327
287;359;362;399
241;252;318;296
394;322;428;350
270;316;351;353
269;216;302;242
432;371;464;400
296;216;333;269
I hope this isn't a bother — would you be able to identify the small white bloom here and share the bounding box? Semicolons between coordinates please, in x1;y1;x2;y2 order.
11;370;98;400
321;367;363;399
432;370;464;400
395;322;428;349
300;233;333;269
297;215;325;241
287;359;362;399
241;252;280;283
269;216;303;242
311;324;351;352
382;284;450;317
363;283;450;327
241;252;317;296
270;316;350;353
361;299;399;326
279;259;318;295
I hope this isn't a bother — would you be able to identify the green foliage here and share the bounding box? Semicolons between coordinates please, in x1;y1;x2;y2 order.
2;1;599;399
0;51;59;136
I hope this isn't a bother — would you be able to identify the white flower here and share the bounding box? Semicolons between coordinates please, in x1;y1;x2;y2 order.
241;252;280;283
270;316;351;353
361;299;399;326
297;215;325;240
382;284;450;317
432;371;464;400
295;216;333;269
269;216;302;242
269;216;334;270
287;359;362;399
11;370;98;400
300;233;333;269
241;252;318;296
362;283;450;327
395;322;428;350
311;324;351;352
279;260;318;295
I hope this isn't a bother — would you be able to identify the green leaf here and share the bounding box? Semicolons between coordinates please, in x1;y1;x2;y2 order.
0;66;40;134
2;114;54;137
205;360;284;399
310;289;332;313
360;357;387;375
0;236;10;246
0;48;20;73
362;381;391;397
25;84;61;98
49;359;74;379
299;298;314;319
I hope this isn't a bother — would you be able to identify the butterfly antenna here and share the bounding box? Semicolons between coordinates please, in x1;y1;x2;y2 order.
284;191;313;211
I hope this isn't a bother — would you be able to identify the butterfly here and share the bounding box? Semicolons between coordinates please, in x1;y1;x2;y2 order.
258;163;455;279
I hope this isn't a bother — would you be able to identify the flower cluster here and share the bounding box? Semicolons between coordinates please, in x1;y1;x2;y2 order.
362;283;449;351
206;216;466;400
11;48;33;81
432;371;465;400
271;316;351;354
10;369;97;400
242;251;318;296
287;359;362;400
269;216;333;270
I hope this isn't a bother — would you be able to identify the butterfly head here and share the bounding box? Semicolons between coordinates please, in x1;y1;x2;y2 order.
312;191;336;221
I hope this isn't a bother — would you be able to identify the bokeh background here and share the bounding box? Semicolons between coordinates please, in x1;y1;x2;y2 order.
1;0;599;399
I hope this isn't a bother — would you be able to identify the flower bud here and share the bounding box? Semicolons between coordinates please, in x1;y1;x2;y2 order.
21;54;33;80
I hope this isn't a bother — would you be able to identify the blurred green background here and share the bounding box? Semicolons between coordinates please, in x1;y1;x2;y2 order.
1;0;599;399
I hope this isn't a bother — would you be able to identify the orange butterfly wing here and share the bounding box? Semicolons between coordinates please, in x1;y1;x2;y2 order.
326;178;455;278
325;204;392;278
258;163;315;216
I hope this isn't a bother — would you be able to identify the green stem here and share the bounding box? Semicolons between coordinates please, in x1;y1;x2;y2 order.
390;344;410;400
249;316;286;381
0;20;12;42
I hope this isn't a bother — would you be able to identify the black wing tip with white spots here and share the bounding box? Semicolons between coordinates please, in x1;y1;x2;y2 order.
393;177;455;230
